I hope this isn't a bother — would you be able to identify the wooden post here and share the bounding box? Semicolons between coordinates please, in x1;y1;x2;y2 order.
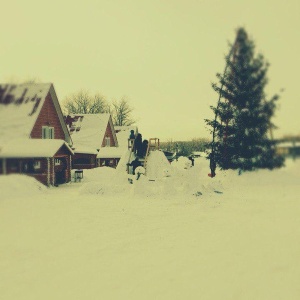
47;158;50;186
52;158;55;185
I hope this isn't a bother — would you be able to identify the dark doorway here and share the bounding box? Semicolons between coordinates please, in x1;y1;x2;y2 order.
55;170;66;185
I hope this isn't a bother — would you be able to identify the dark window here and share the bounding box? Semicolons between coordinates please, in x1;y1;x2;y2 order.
73;158;90;165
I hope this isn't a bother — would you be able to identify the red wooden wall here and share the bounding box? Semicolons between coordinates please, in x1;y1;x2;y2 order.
31;92;65;140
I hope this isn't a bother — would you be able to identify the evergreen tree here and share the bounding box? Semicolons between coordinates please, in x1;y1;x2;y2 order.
206;28;284;171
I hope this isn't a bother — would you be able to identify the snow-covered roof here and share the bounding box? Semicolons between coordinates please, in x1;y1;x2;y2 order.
115;125;138;133
0;139;73;158
73;146;98;155
0;83;51;143
97;146;127;159
66;114;118;152
0;83;72;145
116;126;138;149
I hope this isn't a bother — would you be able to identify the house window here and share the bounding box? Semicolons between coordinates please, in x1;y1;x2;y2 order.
9;161;18;171
49;127;54;139
34;161;41;169
103;159;110;166
42;126;55;139
105;137;110;147
55;159;61;166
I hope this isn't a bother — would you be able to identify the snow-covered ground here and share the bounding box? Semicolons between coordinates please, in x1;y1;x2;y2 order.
1;156;300;300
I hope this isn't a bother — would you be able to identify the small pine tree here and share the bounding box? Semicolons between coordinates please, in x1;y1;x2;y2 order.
206;28;284;171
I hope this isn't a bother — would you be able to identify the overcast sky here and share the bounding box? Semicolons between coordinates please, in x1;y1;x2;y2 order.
1;0;299;141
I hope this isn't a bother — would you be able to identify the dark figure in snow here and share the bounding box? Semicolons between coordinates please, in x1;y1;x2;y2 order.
142;139;149;158
129;130;135;140
188;156;194;166
127;158;142;175
129;130;135;149
209;153;216;177
135;133;143;157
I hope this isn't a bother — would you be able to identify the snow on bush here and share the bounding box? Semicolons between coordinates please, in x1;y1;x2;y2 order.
0;174;47;200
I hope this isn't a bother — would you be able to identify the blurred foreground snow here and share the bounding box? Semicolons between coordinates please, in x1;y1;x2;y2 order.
0;157;300;300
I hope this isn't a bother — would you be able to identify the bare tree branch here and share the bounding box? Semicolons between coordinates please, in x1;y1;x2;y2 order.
62;90;110;115
111;97;135;126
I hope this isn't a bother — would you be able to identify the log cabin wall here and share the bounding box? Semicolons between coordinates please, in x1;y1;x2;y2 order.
72;153;97;169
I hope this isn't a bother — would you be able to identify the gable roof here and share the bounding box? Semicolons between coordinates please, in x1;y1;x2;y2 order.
0;83;72;145
115;125;138;149
96;146;127;159
66;113;118;152
115;125;138;134
0;139;74;158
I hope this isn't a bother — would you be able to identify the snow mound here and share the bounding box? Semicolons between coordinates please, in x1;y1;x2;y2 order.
77;166;116;183
146;150;172;180
0;174;47;200
172;156;192;170
79;166;131;197
135;166;145;175
130;155;224;199
116;149;134;173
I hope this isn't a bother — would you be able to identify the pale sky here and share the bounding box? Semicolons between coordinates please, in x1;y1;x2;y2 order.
1;0;299;141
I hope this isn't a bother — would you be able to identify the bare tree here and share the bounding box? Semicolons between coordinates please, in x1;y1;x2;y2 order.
89;93;110;114
111;97;135;126
63;90;110;114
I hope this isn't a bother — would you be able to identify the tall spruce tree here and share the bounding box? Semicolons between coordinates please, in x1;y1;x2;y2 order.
206;28;284;171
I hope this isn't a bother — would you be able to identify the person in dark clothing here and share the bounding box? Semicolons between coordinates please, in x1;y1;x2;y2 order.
135;133;143;157
129;130;135;140
209;153;216;177
127;158;142;175
142;139;148;158
188;156;194;166
129;130;135;149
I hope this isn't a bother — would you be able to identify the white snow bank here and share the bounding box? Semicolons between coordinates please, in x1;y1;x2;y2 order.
78;156;224;199
74;166;116;183
146;150;172;180
0;174;47;200
171;156;192;170
116;149;135;173
78;166;131;197
1;160;300;299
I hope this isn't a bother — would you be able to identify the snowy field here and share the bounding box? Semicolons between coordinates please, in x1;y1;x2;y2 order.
1;156;300;300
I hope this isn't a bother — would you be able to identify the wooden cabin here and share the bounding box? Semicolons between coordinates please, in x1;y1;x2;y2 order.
65;114;120;168
0;83;73;186
0;139;73;185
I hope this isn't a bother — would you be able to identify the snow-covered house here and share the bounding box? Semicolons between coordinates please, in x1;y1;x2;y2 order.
276;141;300;158
0;139;74;186
65;114;121;168
0;83;73;186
